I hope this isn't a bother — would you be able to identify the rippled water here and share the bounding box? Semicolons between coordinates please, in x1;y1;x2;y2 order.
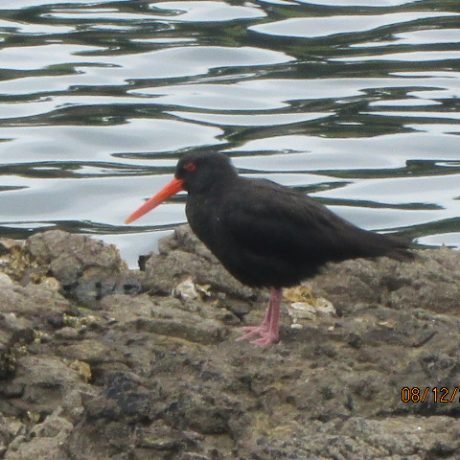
0;0;459;266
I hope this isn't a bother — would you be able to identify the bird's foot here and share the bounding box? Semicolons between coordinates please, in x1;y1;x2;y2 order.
235;325;268;342
250;332;279;347
236;326;279;347
236;288;282;347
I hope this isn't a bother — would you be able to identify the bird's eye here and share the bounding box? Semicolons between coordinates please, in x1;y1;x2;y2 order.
184;161;197;173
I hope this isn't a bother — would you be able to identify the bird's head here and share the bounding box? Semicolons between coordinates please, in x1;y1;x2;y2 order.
124;152;236;224
175;152;236;193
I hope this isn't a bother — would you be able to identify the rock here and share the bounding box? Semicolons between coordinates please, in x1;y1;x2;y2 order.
313;248;460;316
135;419;202;452
57;339;117;364
0;347;17;381
242;415;460;459
284;285;336;326
54;327;80;340
0;414;24;458
24;230;142;306
135;316;228;345
0;282;69;318
0;240;29;284
99;293;155;322
100;293;229;344
0;229;459;459
0;280;69;382
0;355;91;416
5;409;73;460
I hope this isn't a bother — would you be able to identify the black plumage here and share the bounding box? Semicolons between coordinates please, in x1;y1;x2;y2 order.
126;152;412;346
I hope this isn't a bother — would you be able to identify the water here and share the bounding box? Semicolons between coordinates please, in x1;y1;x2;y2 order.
0;0;459;267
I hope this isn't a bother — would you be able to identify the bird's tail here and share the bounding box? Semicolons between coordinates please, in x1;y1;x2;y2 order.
382;234;416;261
346;230;415;262
385;245;415;262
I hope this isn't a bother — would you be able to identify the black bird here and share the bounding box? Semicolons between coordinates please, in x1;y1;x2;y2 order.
125;152;412;346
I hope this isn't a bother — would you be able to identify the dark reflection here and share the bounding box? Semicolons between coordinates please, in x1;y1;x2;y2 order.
316;197;443;211
402;217;460;243
0;162;149;178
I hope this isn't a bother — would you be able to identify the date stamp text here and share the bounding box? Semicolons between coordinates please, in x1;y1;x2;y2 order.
401;386;460;404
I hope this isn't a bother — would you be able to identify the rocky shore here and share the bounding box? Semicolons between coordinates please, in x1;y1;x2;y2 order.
0;227;459;459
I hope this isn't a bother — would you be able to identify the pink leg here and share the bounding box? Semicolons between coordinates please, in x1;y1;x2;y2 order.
236;288;282;346
236;299;273;341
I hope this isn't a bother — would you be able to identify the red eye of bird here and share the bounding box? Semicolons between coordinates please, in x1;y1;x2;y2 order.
184;161;197;173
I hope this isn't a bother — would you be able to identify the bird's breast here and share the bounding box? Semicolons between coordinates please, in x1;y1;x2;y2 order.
185;194;222;248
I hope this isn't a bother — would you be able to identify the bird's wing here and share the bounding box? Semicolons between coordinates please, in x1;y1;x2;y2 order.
221;179;355;263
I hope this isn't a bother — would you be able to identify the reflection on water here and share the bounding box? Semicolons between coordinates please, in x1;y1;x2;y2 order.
0;0;459;266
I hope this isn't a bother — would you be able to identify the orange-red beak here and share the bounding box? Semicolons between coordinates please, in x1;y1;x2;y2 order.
124;177;184;224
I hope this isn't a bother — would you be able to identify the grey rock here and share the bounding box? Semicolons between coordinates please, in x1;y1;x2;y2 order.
0;282;69;318
5;409;73;460
1;355;90;415
24;230;141;306
313;248;460;315
0;229;459;459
